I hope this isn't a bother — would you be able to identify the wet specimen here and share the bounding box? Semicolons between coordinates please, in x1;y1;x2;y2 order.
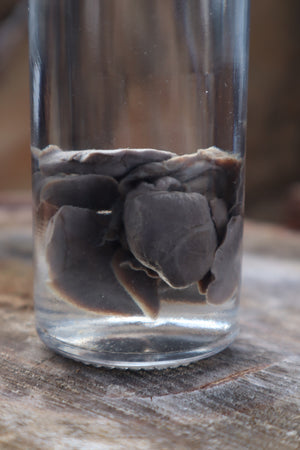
32;146;243;318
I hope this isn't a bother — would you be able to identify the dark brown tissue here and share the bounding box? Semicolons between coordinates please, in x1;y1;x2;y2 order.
207;215;243;304
40;174;119;211
33;145;243;316
124;184;218;288
46;205;143;315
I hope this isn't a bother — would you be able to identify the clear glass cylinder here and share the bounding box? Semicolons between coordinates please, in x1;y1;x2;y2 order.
29;0;250;369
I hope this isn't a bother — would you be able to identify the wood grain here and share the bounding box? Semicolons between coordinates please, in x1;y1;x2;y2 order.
0;198;299;449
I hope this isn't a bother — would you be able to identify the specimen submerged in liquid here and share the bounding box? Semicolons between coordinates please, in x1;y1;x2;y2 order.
32;145;243;319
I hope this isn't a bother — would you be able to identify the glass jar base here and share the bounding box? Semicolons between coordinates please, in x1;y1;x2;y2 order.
37;324;239;370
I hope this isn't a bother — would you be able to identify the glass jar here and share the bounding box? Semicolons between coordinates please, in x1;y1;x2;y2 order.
29;0;250;369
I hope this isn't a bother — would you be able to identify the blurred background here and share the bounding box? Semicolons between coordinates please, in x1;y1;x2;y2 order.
0;0;299;228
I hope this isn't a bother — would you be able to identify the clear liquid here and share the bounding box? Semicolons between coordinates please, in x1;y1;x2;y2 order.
29;0;249;368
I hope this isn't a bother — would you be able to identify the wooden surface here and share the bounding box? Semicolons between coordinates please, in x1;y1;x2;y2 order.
0;195;300;450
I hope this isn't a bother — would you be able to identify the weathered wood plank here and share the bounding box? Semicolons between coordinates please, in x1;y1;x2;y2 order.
0;199;299;449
